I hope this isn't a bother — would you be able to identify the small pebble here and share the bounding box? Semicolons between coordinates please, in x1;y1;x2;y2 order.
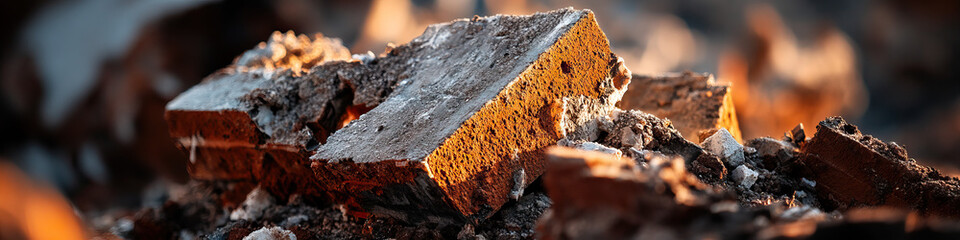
732;165;759;189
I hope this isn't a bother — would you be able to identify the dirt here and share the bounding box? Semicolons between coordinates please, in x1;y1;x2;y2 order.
109;180;551;239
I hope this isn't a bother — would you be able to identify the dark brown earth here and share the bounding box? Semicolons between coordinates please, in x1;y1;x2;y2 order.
112;180;551;239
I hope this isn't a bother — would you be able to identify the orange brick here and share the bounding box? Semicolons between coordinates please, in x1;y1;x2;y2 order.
165;32;351;180
165;32;355;201
311;9;629;222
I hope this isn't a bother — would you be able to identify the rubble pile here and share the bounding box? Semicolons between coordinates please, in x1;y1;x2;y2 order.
104;8;960;239
538;146;805;239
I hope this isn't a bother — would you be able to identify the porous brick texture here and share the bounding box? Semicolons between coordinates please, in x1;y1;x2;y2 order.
311;8;629;223
799;116;960;218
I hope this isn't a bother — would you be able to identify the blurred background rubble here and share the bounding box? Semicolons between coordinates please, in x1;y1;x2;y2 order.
0;0;957;235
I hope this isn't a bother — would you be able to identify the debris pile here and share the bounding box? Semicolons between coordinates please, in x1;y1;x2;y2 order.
538;115;960;239
103;8;960;239
538;146;807;239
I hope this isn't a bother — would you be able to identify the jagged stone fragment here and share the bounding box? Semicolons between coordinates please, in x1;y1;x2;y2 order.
702;128;745;167
731;165;759;189
620;72;742;143
311;9;629;222
799;116;960;218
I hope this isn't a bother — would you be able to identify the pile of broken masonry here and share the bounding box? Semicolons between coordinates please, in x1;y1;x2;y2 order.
107;8;960;239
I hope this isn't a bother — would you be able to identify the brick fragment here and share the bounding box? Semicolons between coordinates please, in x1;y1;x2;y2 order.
799;116;960;218
538;147;719;239
164;31;412;199
620;72;742;143
311;9;628;222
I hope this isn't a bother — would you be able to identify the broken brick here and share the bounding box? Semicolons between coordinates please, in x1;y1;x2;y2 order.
731;165;759;189
619;72;742;143
311;9;629;222
538;147;653;240
165;27;420;199
799;116;960;218
165;31;352;181
537;146;746;239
